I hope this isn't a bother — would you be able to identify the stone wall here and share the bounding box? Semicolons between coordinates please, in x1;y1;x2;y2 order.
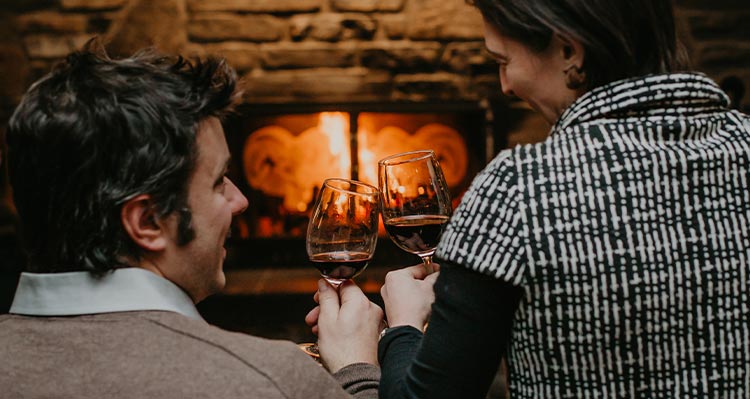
2;0;749;107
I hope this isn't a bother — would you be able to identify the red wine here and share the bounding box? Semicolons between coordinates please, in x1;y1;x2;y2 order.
384;215;450;255
310;251;371;282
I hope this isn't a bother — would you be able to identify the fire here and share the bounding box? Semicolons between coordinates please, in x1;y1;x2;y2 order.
358;127;378;185
319;112;350;177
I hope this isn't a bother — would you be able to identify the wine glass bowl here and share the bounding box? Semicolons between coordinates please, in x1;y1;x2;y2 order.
306;178;380;287
378;150;452;272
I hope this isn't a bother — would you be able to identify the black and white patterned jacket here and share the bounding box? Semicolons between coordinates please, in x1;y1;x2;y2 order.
436;73;750;398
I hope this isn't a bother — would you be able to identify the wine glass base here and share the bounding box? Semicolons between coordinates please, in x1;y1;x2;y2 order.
323;277;345;288
297;342;321;362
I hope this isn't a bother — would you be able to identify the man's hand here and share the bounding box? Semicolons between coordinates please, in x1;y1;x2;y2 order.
304;279;383;373
381;264;440;330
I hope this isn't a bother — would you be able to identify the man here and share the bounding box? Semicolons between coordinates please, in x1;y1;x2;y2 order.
0;43;381;398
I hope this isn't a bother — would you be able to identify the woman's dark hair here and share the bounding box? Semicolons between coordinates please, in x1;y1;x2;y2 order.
469;0;689;89
6;41;240;273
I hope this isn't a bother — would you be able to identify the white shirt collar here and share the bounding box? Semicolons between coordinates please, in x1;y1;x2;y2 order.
9;268;203;320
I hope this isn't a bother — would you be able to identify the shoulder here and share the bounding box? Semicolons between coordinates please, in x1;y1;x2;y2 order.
140;311;315;366
137;312;358;398
461;148;520;203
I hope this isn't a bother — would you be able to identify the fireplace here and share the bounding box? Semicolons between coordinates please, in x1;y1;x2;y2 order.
221;101;499;273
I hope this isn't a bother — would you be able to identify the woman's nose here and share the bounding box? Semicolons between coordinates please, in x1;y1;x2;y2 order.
499;68;514;97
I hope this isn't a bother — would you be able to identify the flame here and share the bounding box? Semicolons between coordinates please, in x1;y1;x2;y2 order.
358;127;377;185
319;112;350;176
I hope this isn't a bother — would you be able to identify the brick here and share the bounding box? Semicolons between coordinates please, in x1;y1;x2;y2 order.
407;0;483;41
187;0;321;13
393;72;468;101
23;34;92;59
360;41;441;71
331;0;405;12
61;0;126;10
16;11;88;33
185;42;260;72
241;67;392;103
261;43;356;69
290;13;376;42
189;13;283;42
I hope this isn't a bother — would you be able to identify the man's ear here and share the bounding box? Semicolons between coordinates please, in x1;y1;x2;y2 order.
121;194;168;251
555;33;585;70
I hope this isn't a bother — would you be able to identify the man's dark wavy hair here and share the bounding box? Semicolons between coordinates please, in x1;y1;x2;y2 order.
469;0;689;90
6;40;240;274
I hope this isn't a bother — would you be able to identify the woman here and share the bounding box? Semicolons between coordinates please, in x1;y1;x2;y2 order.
310;0;750;397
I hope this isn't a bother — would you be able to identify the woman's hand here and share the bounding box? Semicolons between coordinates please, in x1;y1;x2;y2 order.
381;264;440;331
304;279;383;373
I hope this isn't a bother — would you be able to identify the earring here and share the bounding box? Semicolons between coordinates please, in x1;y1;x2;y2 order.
564;65;586;90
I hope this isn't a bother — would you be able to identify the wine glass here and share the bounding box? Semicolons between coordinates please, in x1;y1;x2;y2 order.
306;178;380;287
299;178;380;360
378;150;452;273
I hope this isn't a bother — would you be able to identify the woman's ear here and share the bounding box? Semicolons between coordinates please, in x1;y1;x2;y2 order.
121;195;168;252
555;33;585;70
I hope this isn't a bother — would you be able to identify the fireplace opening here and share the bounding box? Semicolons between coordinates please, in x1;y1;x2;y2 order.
222;102;496;271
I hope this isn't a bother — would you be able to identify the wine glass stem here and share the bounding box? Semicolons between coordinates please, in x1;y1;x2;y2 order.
421;255;435;274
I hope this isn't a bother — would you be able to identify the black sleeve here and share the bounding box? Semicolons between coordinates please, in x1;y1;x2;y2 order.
378;261;523;399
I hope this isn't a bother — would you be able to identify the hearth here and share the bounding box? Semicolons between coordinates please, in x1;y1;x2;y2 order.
221;101;500;271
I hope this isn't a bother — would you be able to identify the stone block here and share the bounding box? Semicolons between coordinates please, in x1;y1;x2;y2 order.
23;33;92;59
379;14;406;39
331;0;405;12
686;12;750;41
187;0;321;13
440;42;493;73
261;43;356;69
407;0;483;41
339;14;377;40
290;13;376;42
241;67;392;103
185;42;260;72
360;41;441;71
61;0;126;10
290;14;341;42
105;0;188;58
393;72;468;101
190;13;283;42
16;11;88;33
